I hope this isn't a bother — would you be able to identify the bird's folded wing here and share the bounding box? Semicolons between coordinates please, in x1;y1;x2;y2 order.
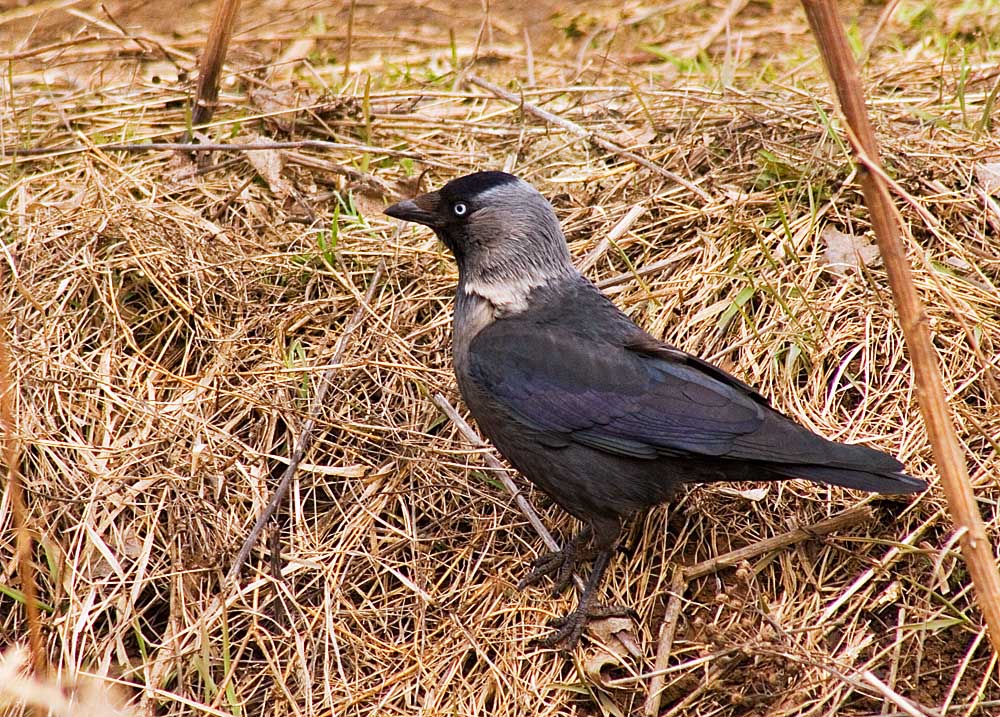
467;321;880;467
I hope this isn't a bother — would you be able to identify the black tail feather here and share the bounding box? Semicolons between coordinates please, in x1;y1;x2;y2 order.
775;465;927;494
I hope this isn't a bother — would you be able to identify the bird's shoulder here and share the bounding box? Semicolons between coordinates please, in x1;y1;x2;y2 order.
483;277;636;341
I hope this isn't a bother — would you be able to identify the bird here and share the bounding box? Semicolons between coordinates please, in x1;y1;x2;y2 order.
384;171;927;649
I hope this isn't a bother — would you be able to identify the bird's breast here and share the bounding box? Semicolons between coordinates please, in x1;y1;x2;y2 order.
452;292;497;378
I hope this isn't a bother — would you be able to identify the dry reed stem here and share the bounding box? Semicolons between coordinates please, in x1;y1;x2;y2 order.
801;0;1000;658
0;334;44;678
191;0;242;129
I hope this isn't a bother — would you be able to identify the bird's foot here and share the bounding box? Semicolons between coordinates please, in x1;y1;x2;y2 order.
534;602;635;651
517;529;595;595
518;547;595;595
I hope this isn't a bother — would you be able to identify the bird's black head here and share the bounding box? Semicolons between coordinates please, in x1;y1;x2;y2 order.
384;171;574;287
384;172;521;255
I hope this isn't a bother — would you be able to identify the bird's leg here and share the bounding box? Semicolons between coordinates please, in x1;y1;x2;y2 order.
536;546;633;650
532;518;633;650
518;526;595;595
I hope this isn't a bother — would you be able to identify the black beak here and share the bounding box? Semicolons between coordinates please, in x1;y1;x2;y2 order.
384;191;441;228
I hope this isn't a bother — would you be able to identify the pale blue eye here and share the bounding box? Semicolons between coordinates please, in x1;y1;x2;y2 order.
453;202;468;216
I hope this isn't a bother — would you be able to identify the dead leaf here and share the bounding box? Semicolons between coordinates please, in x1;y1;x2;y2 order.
249;88;301;131
975;162;1000;195
242;133;293;198
718;486;769;501
583;651;623;688
821;227;881;276
613;125;656;147
583;614;642;684
944;255;972;272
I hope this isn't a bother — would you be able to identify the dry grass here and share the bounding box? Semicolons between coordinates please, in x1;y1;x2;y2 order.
2;1;999;715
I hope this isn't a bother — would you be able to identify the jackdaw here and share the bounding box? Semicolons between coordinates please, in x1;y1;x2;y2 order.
385;171;926;648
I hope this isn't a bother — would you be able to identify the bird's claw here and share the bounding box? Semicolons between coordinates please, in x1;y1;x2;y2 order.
518;547;588;594
517;529;596;594
533;603;634;651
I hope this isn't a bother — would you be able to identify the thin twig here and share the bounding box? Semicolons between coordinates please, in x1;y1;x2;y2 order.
431;395;559;554
431;393;586;593
661;661;731;717
466;74;712;203
644;566;686;717
594;249;698;290
684;504;872;581
801;0;1000;656
861;0;903;59
0;34;103;61
577;203;646;273
343;0;356;81
523;26;536;87
5;140;430;161
225;260;386;585
818;511;937;625
861;670;936;717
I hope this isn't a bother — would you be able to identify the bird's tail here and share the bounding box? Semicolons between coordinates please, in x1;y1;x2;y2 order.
773;465;927;494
